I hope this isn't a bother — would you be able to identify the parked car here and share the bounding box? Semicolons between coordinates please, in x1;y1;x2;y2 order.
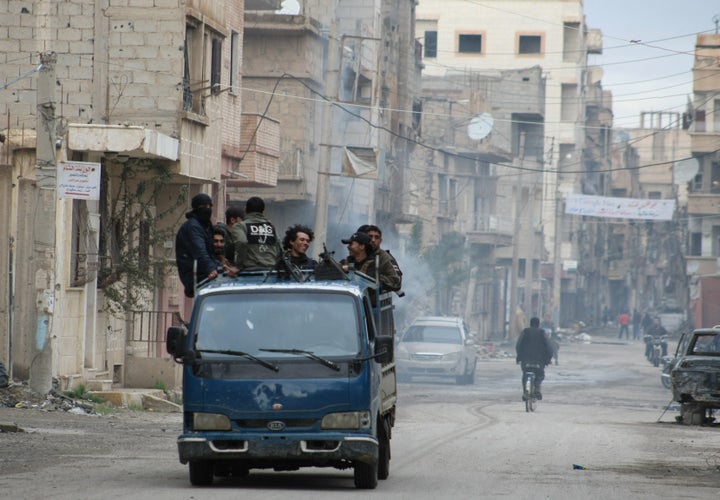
395;316;478;385
670;326;720;424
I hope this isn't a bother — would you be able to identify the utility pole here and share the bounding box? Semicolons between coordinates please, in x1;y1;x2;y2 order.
313;11;340;252
551;138;562;329
29;52;58;394
509;132;526;340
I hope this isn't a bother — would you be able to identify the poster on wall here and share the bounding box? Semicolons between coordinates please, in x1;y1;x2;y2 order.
57;161;101;200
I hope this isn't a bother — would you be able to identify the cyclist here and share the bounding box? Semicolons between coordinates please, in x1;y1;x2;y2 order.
516;316;554;401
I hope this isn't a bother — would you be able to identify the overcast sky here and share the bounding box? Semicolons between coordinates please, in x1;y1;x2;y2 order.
584;0;719;129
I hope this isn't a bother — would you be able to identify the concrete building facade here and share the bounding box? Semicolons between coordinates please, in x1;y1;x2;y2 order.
238;0;421;260
686;34;720;328
0;0;262;390
416;0;598;327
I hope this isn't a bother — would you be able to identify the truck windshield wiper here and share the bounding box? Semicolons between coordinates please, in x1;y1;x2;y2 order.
197;349;279;372
259;349;341;371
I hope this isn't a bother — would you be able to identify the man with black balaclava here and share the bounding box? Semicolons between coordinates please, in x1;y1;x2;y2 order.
175;193;222;298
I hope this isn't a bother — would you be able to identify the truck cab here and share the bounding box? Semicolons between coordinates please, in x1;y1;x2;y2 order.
166;262;397;489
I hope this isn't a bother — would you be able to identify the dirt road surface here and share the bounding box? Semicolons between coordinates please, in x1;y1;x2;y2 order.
1;329;718;499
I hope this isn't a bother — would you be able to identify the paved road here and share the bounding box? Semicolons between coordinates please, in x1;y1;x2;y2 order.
1;331;718;499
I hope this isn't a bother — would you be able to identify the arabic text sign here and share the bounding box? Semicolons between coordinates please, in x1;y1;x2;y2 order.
57;161;101;200
565;194;675;221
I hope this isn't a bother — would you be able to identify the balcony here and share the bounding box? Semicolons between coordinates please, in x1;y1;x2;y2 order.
225;114;280;187
466;214;513;247
687;193;720;215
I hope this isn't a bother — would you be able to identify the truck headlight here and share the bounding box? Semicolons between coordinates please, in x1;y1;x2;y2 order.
193;412;231;431
321;411;371;430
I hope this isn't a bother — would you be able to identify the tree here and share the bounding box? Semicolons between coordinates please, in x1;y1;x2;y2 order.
97;160;187;313
421;231;470;314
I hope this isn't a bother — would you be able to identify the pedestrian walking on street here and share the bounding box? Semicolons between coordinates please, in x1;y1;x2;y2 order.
617;311;630;340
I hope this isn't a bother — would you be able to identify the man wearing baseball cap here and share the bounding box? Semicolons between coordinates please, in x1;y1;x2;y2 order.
341;232;401;292
175;193;222;298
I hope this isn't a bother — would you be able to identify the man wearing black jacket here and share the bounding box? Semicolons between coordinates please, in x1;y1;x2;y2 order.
516;316;554;400
175;193;222;298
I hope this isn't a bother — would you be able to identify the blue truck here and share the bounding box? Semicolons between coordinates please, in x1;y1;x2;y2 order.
166;258;397;489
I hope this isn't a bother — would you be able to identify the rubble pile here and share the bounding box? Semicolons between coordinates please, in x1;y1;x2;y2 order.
0;382;99;414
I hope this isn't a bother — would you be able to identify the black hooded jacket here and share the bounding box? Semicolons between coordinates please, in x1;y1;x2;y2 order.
175;211;221;297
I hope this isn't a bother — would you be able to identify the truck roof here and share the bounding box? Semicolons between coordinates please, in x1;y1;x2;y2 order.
196;268;379;298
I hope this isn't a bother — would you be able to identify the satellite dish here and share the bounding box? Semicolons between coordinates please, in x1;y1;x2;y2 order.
467;113;494;141
674;158;699;183
276;0;300;14
614;130;631;143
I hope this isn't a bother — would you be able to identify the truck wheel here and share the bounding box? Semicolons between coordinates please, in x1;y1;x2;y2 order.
189;460;214;486
378;419;390;480
680;403;705;425
354;461;378;489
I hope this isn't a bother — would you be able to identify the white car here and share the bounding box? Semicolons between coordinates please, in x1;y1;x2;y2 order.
396;316;478;385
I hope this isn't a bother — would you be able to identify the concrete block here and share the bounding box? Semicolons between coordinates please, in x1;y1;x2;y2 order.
141;393;181;413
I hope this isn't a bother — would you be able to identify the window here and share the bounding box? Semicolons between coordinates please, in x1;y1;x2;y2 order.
563;22;581;63
561;83;578;121
518;35;542;55
689;232;702;256
211;38;222;94
458;34;482;54
712;162;720;194
183;18;225;114
424;30;437;58
695;109;706;132
339;36;378;104
714;99;720;132
70;199;98;287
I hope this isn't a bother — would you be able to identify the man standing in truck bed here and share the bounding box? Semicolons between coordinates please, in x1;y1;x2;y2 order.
231;196;283;271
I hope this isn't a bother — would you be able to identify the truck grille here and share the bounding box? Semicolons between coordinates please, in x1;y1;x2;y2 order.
235;419;317;429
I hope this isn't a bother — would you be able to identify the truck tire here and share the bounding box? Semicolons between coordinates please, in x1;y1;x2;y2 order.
354;460;378;489
378;419;390;480
189;460;214;486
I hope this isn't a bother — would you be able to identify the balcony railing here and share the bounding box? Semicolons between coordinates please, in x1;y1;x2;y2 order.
127;310;182;358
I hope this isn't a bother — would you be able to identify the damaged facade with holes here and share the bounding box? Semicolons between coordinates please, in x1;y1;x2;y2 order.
0;1;281;392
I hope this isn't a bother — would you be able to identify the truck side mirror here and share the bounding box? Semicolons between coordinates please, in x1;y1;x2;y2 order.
166;326;186;358
374;335;394;364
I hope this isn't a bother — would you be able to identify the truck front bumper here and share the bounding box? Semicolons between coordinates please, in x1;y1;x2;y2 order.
177;433;378;466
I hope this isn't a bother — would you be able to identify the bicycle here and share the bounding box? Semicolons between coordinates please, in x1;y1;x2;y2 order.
522;363;542;412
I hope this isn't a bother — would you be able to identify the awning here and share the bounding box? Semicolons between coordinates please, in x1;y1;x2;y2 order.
342;146;378;179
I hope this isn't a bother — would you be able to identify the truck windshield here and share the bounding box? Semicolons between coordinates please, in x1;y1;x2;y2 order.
194;291;360;358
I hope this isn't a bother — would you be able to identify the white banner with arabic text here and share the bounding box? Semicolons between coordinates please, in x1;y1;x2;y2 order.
565;193;675;221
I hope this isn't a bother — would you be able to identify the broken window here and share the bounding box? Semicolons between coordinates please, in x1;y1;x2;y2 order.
183;17;225;114
339;36;379;105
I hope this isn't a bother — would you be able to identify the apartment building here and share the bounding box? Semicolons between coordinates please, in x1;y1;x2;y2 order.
0;0;262;390
686;34;720;327
408;68;546;339
416;0;599;327
601;114;690;325
237;0;421;259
